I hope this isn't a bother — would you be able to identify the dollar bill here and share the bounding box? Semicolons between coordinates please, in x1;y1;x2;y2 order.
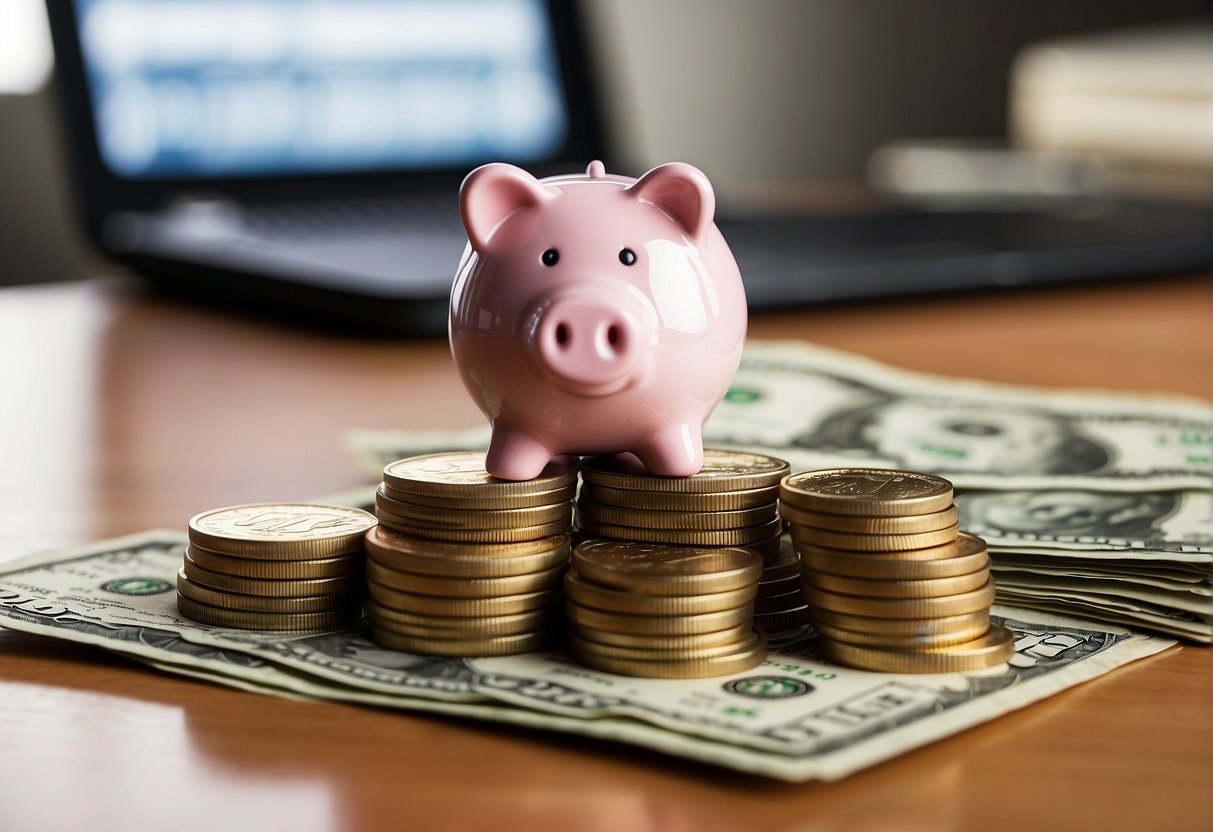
954;489;1212;562
995;590;1211;643
346;340;1212;492
992;562;1212;594
993;555;1211;582
951;487;1211;640
0;531;1174;782
999;573;1211;617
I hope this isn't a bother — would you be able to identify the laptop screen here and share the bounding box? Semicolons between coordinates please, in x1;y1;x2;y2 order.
73;0;571;180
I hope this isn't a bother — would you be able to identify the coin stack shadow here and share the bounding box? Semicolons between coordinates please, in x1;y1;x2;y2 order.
576;449;808;639
178;503;375;631
780;469;1014;673
366;452;577;656
565;539;768;678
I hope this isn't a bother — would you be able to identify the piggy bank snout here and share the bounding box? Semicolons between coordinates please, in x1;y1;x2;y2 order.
532;291;649;394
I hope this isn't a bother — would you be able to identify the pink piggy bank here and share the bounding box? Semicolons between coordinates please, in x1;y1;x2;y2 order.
450;160;747;481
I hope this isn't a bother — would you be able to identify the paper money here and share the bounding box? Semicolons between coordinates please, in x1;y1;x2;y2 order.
950;488;1211;641
0;531;1174;782
954;489;1211;561
994;590;1210;643
992;558;1211;585
346;340;1212;492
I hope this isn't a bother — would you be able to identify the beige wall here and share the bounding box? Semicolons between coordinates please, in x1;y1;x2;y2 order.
583;0;1205;202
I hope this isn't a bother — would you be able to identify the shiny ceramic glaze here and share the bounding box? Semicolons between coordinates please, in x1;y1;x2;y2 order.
450;160;748;480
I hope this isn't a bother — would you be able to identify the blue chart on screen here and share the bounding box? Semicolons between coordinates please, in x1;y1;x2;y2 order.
74;0;570;179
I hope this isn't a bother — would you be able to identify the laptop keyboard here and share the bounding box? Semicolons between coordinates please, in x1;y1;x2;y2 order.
240;195;462;240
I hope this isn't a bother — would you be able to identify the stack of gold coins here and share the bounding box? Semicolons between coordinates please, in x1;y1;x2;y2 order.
564;539;767;678
753;536;811;638
576;450;802;636
178;503;376;631
365;452;577;655
780;468;1014;673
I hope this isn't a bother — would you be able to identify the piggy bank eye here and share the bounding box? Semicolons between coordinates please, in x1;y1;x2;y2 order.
618;248;637;266
541;249;559;267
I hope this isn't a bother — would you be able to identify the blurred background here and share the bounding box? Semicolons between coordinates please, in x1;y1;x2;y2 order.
1;0;1208;289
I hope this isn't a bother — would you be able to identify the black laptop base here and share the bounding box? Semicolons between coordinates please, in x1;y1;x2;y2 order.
122;196;1211;338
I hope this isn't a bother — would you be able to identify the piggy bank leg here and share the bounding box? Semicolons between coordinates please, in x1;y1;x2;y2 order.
636;423;704;477
486;425;555;481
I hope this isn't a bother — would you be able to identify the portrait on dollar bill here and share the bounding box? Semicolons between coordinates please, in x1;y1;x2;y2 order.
957;490;1181;541
792;380;1111;476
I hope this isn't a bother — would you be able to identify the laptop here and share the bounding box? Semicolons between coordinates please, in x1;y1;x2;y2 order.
46;0;1211;336
47;0;603;333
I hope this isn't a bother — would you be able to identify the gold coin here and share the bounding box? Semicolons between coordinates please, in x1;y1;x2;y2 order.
366;581;558;616
575;498;776;531
375;510;570;543
570;631;767;679
382;452;578;497
801;533;988;579
754;588;805;615
368;608;553;639
376;486;572;529
813;619;989;649
568;630;756;661
188;503;376;558
571;540;761;596
576;515;783;547
177;569;358;614
802;578;996;619
807;605;989;636
579;482;779;511
757;575;801;597
381;481;575;510
365;600;551;633
564;600;755;636
564;568;757;616
580;449;790;493
366;525;569;561
779;469;953;516
753;606;812;631
819;623;1015;673
183;554;362;597
748;531;785;558
762;561;801;583
780;503;959;534
795;533;987;563
568;621;752;650
175;593;361;631
185;545;361;580
789;522;959;552
365;556;565;598
762;535;799;567
803;566;990;599
762;554;802;582
364;531;569;579
370;626;550;656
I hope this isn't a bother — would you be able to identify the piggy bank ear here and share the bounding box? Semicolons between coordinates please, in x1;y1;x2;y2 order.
460;163;558;254
625;162;716;244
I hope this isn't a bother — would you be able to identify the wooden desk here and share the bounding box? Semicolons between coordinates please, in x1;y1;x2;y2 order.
2;277;1209;831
